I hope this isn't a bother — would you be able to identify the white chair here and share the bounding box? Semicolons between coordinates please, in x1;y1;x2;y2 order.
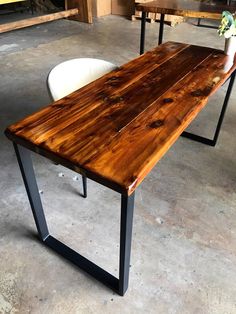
47;58;117;101
47;58;117;197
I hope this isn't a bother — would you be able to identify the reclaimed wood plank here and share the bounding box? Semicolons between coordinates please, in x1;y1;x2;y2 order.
85;50;236;194
0;0;26;4
0;9;79;34
48;45;212;161
5;42;236;195
8;44;211;164
8;42;188;138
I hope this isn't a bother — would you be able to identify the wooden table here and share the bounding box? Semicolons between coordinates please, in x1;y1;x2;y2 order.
5;42;236;295
137;0;236;54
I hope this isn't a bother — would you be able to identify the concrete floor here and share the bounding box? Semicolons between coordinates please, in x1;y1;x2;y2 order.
0;14;236;314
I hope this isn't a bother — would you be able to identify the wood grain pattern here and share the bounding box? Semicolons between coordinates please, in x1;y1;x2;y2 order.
5;42;236;195
136;0;236;19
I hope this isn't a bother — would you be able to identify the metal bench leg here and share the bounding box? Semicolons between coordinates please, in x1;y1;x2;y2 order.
140;12;164;54
14;143;49;241
181;70;236;146
119;194;135;295
158;13;165;45
13;142;135;296
82;175;87;198
140;11;147;55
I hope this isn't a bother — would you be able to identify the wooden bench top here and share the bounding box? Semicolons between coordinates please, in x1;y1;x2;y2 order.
5;42;236;195
136;0;236;19
0;0;26;4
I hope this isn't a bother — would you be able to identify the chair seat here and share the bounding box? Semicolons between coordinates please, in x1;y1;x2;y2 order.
47;58;117;101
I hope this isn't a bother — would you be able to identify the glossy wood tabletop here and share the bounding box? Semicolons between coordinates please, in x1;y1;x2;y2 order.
136;0;236;19
5;42;236;195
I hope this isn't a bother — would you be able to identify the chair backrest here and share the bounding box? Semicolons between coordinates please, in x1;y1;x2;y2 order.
47;58;117;101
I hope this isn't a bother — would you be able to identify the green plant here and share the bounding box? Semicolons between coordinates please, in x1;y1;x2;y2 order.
218;11;236;38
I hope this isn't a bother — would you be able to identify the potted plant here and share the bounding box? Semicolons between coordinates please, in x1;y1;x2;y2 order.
218;11;236;56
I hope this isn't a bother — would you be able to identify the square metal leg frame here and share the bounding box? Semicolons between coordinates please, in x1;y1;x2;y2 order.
181;71;236;147
14;143;135;296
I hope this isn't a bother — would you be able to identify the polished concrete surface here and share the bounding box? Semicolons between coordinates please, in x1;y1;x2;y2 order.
0;15;236;314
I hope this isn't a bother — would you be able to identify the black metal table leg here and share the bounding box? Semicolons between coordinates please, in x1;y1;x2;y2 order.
14;143;49;241
182;70;236;147
212;71;236;144
119;194;135;295
140;11;147;55
13;142;135;296
82;175;87;198
158;13;165;45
